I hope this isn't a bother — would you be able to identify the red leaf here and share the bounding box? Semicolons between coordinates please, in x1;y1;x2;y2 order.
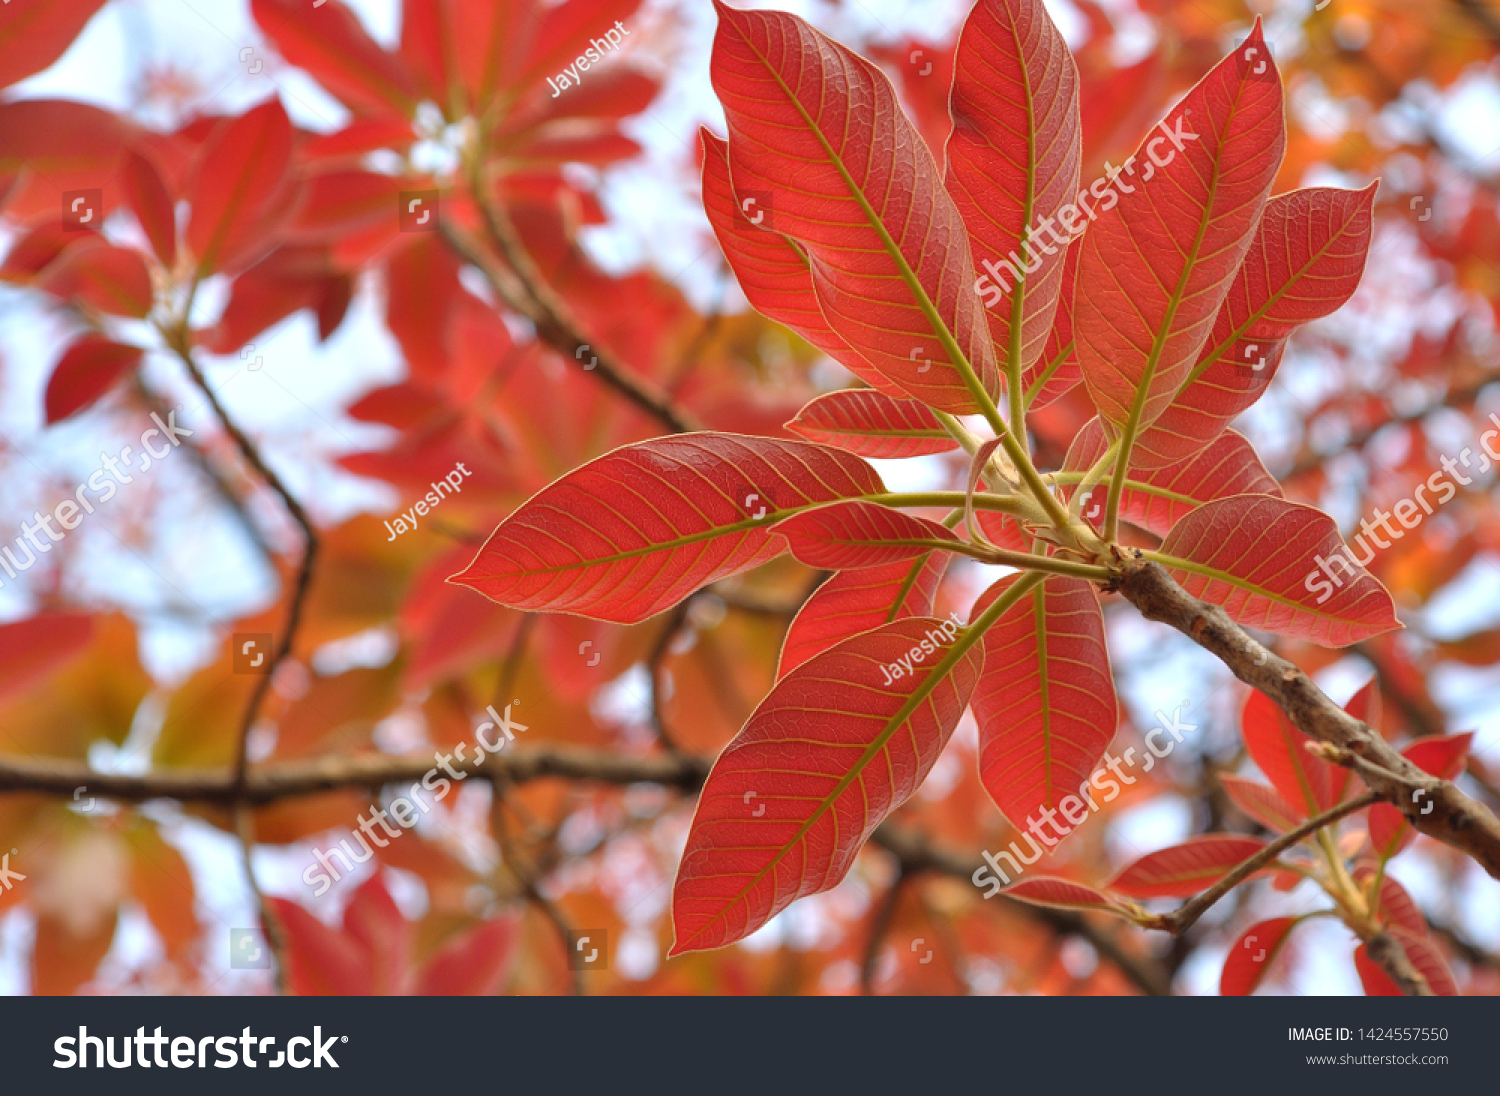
0;222;91;280
343;875;412;995
970;573;1116;831
384;234;460;382
303;118;417;161
1220;916;1298;995
1219;773;1303;834
1354;931;1457;996
0;100;125;179
1152;496;1401;647
670;617;984;954
45;337;143;423
203;248;336;353
777;552;948;678
1076;22;1284;450
1109;834;1266;898
946;0;1080;384
251;0;417;117
1134;184;1378;467
1352;865;1427;937
0;0;108;90
41;245;153;317
119;148;176;267
413;916;520;996
451;434;883;624
710;3;1002;414
785;390;957;459
1001;876;1127;914
507;0;644;99
1064;418;1281;537
1369;733;1473;860
284;170;400;244
699;130;861;375
269;898;372;996
0;612;95;703
185;100;293;274
1240;688;1345;819
776;501;958;570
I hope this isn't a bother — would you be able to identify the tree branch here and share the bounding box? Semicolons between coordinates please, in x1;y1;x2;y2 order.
1364;930;1434;996
1148;792;1380;936
868;823;1173;996
0;747;1169;993
1115;555;1500;881
440;181;702;435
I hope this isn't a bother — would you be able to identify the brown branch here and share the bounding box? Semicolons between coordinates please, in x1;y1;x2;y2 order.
869;823;1173;996
440;169;702;434
0;746;1169;993
491;783;581;996
0;745;709;804
646;600;691;755
1148;792;1380;936
859;869;906;995
1364;930;1434;996
163;326;321;995
1448;0;1500;48
1116;555;1500;881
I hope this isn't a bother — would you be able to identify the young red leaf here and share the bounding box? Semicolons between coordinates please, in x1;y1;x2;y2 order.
119;148;177;267
41;245;153;318
412;916;519;996
670;616;985;954
284;170;401;244
969;573;1116;831
185;100;293;275
45;337;143;423
268;897;373;996
342;873;413;996
1064;418;1281;537
785;389;957;458
973;507;1033;553
945;0;1080;381
0;222;93;281
1108;834;1266;898
1369;732;1474;860
1354;931;1457;996
710;3;1002;414
1000;877;1128;915
1133;185;1378;468
1219;772;1303;834
1240;688;1346;819
1352;865;1427;938
700;130;868;379
776;552;948;679
1151;496;1401;647
251;0;418;118
450;434;883;624
0;0;108;90
776;501;958;570
507;0;644;99
1220;916;1299;995
1076;22;1284;451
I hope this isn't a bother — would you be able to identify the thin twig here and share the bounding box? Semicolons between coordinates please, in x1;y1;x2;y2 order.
1149;792;1379;936
859;869;905;995
1116;555;1500;881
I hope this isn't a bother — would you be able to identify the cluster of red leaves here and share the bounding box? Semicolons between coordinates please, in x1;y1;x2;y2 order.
2;0;1492;998
451;0;1405;960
